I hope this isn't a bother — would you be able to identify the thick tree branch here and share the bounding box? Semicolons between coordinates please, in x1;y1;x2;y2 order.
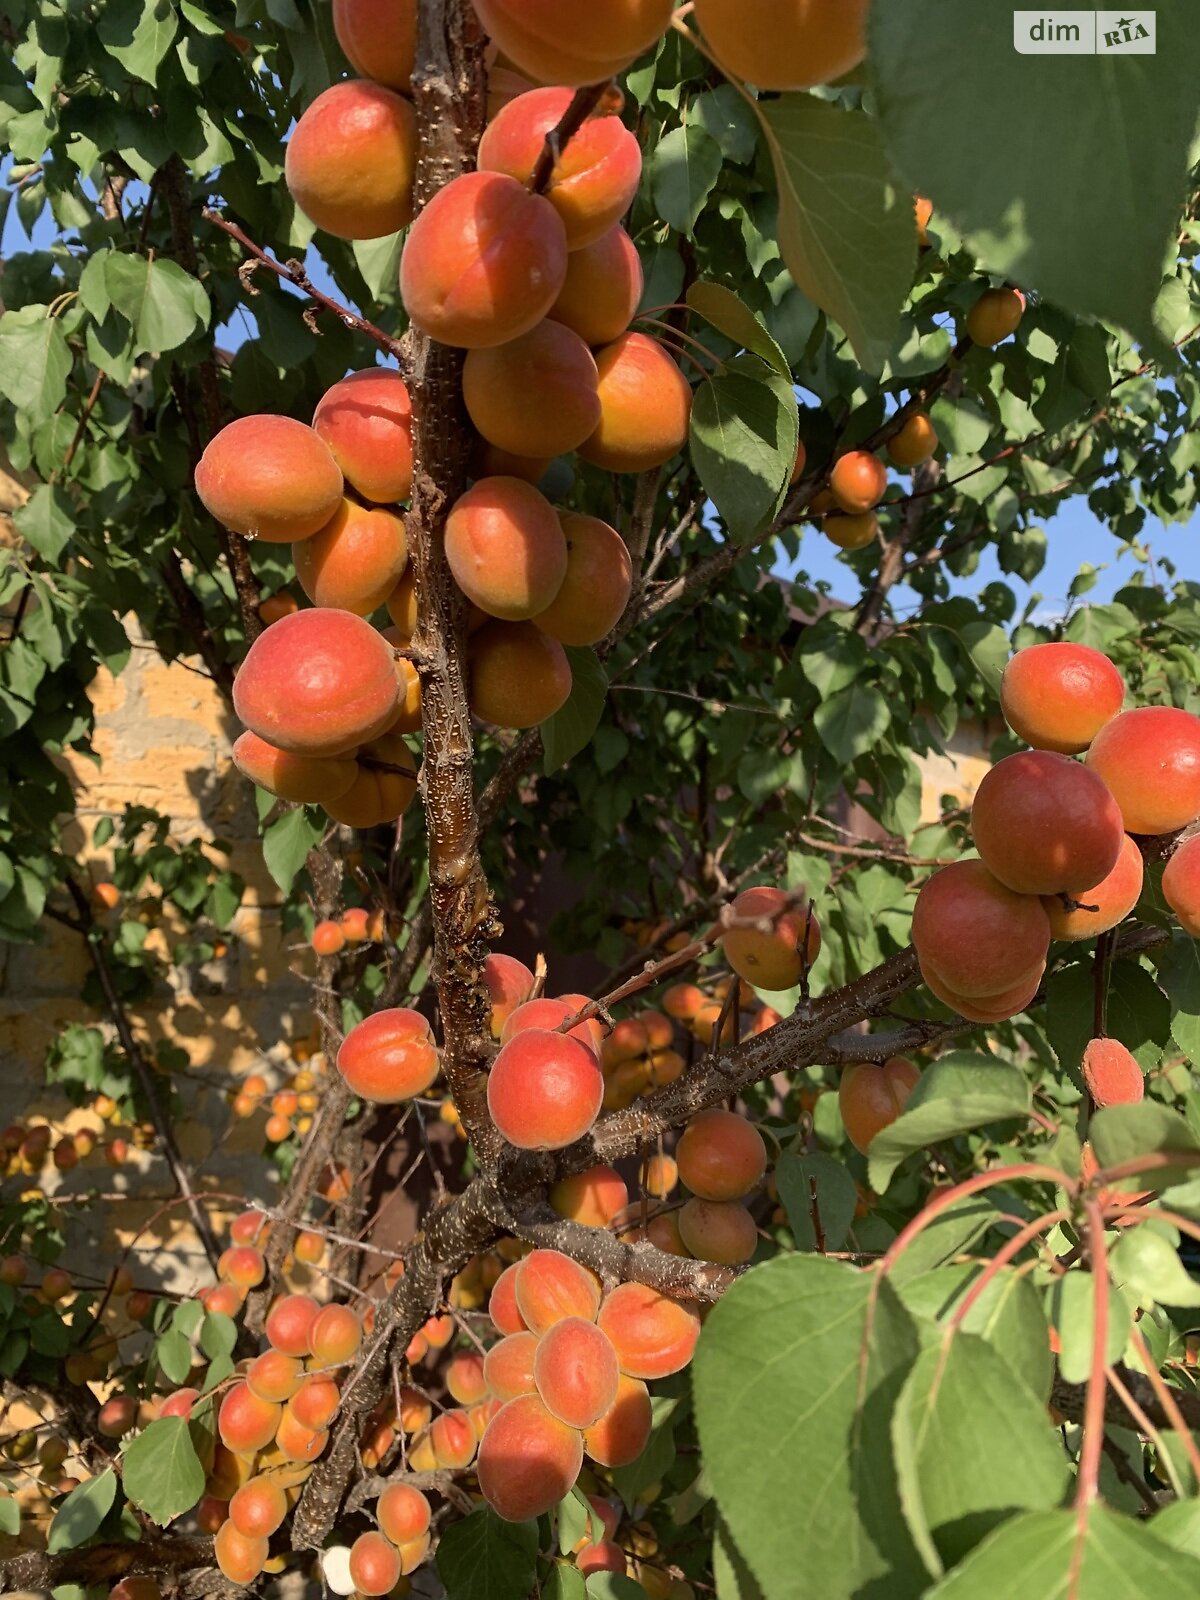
0;1536;230;1596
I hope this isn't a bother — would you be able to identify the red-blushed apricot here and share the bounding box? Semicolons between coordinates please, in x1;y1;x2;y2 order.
829;450;887;514
161;1387;200;1419
641;1153;679;1201
662;982;705;1021
1000;642;1125;754
484;1331;539;1400
424;1313;455;1351
516;1249;602;1333
887;411;938;468
294;1228;327;1265
231;1210;270;1246
341;906;370;945
1087;707;1200;836
201;1282;244;1316
596;1283;700;1379
293;499;408;616
1164;835;1200;936
378;1482;431;1546
971;750;1124;896
644;1211;687;1256
196;1495;228;1535
967;286;1026;346
379;630;423;735
677;1198;757;1263
489;1262;530;1335
478;87;641;250
694;0;867;88
445;477;568;620
218;1244;266;1287
406;1428;438;1471
234;608;400;757
349;1530;403;1597
446;1350;490;1407
311;1304;362;1367
578;1541;627;1576
195;416;343;543
483;952;537;1039
247;1350;304;1405
290;1375;341;1432
676;1108;767;1202
1044;833;1144;941
489;1029;604;1149
470;0;674;84
214;1520;269;1585
323;732;418;828
502;994;604;1058
583;1371;652;1466
219;1383;281;1454
275;1405;329;1463
400;171;568;348
534;512;633;647
396;1386;431;1435
265;1293;321;1358
285;81;416;239
923;964;1043;1025
838;1058;921;1155
337;1008;439;1104
1081;1037;1144;1108
912;859;1051;998
430;1408;478;1468
578;333;692;473
549;225;643;348
551;1164;630;1228
313;368;413;505
643;1010;673;1050
477;1393;584;1522
229;1476;287;1539
109;1580;163;1600
534;1315;620;1428
399;1529;432;1575
386;567;418;636
332;0;415;89
604;1017;649;1066
470;620;572;727
721;885;821;991
98;1396;138;1438
258;591;298;625
232;731;357;807
464;323;601;459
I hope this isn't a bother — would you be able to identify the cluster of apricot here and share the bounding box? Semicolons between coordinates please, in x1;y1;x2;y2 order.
228;1060;327;1147
310;904;391;957
0;1108;156;1184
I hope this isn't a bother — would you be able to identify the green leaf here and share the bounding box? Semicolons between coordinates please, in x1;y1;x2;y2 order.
104;255;210;353
1158;939;1200;1061
542;649;608;774
556;1486;596;1555
687;282;791;378
47;1470;117;1553
1148;1499;1200;1561
651;123;723;234
352;232;404;300
97;0;179;83
693;84;759;163
813;683;890;766
1110;1226;1200;1309
887;1194;1001;1287
959;620;1009;695
0;1493;17;1536
693;1255;925;1599
1049;1270;1130;1385
546;1566;588;1600
154;1328;192;1385
0;307;72;426
867;1054;1030;1192
868;2;1200;344
585;1578;646;1600
200;1311;238;1360
436;1506;540;1600
758;97;915;373
262;805;324;893
689;358;798;539
1089;1102;1200;1192
899;1264;1053;1402
13;485;73;563
121;1417;205;1527
775;1152;857;1252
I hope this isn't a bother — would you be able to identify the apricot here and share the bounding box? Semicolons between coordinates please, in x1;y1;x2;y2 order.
399;1385;433;1432
596;1283;700;1379
400;171;568;348
447;1350;490;1406
399;1530;432;1575
915;195;934;247
579;1541;627;1576
445;477;568;620
97;1396;138;1438
478;87;642;251
838;1058;921;1155
313;368;413;505
293;498;408;616
470;0;674;84
922;964;1043;1025
425;1313;456;1350
229;1476;287;1539
578;333;692;473
470;620;572;727
464;323;601;460
1001;642;1125;755
234;608;400;758
1164;834;1200;935
1081;1038;1143;1108
290;1375;341;1432
161;1388;200;1420
676;1108;766;1202
662;982;705;1021
483;952;537;1038
195;416;343;544
349;1530;403;1597
529;512;632;648
311;1304;362;1367
264;1293;321;1357
1044;833;1143;941
232;731;356;808
214;1521;269;1585
1087;707;1200;836
829;450;887;514
275;1406;329;1463
332;0;416;90
285;81;416;239
721;885;821;991
323;733;418;828
378;1482;431;1545
502;993;604;1057
515;1249;602;1334
337;1008;439;1104
386;567;419;636
971;750;1124;896
583;1371;652;1467
549;225;643;348
912;859;1051;998
483;1331;539;1401
219;1383;281;1454
489;1263;530;1335
109;1581;163;1600
533;1315;620;1429
430;1408;478;1468
201;1283;244;1316
218;1245;266;1288
966;286;1026;347
231;1210;270;1245
477;1393;584;1522
258;591;298;626
693;0;867;89
312;919;347;957
886;411;938;469
641;1154;678;1201
677;1198;757;1263
247;1350;304;1404
489;1028;604;1149
551;1164;630;1228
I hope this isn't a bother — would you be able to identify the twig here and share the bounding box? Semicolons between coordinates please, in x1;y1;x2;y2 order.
528;83;613;192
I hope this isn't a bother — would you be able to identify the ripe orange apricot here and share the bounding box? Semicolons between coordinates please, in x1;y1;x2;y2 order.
400;170;568;348
1087;707;1200;836
386;567;418;636
488;1029;604;1149
463;322;601;459
516;1249;602;1333
693;0;867;89
399;1529;432;1574
662;983;705;1021
578;333;692;473
160;1388;200;1419
721;885;821;991
292;499;408;616
484;1331;539;1400
912;859;1050;999
290;1375;341;1432
264;1293;321;1358
431;1408;478;1468
549;225;643;348
503;993;604;1057
971;750;1125;896
1000;641;1125;754
312;919;346;957
275;1405;329;1463
966;286;1026;346
838;1058;921;1155
214;1521;269;1585
824;512;878;551
234;608;400;757
676;1108;766;1201
483;952;536;1038
310;1303;362;1367
534;1315;620;1428
489;1262;530;1335
470;0;675;84
97;1396;137;1438
378;634;422;735
258;591;298;625
218;1245;266;1288
349;1530;403;1596
477;1393;584;1522
583;1372;652;1466
1164;835;1200;936
195;416;343;543
337;1008;439;1104
678;1198;757;1264
478;87;642;250
578;1541;627;1576
641;1153;678;1200
230;1210;269;1245
550;1164;630;1228
829;450;887;514
285;81;416;239
218;1383;281;1454
1044;833;1143;941
469;620;572;727
232;731;357;807
378;1482;431;1545
886;411;938;468
312;368;413;505
445;477;568;620
446;1350;490;1407
1081;1037;1143;1108
915;195;934;246
534;513;633;647
597;1283;700;1380
229;1476;287;1539
332;0;416;90
323;732;418;829
247;1350;304;1404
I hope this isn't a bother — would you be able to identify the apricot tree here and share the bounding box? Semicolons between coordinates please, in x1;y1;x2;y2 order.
2;2;1200;1598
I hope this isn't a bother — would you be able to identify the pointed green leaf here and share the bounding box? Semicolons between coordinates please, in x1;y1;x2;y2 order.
775;1152;857;1252
0;307;72;425
121;1417;205;1527
689;358;798;539
542;648;608;774
813;683;890;767
651;123;723;235
867;1054;1030;1192
47;1470;118;1553
436;1506;539;1600
262;805;324;893
687;282;791;378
